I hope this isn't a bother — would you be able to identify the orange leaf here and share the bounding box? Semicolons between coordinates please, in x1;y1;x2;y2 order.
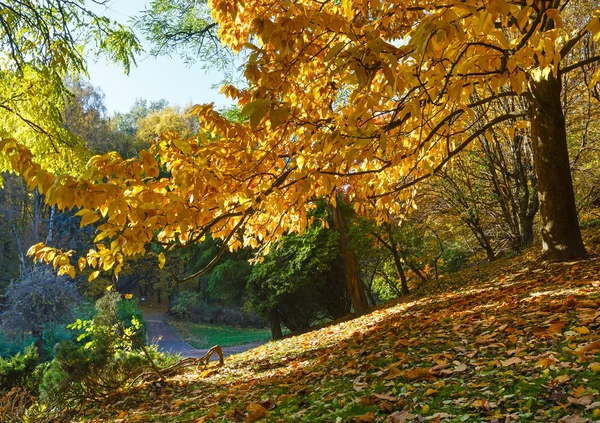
405;368;437;381
245;403;267;422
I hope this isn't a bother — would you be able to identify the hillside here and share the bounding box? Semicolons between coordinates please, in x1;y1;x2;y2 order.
75;231;600;423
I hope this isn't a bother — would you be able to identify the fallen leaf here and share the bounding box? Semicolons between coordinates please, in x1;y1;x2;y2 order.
405;368;437;381
501;357;523;367
374;393;398;402
354;411;376;422
588;362;600;372
427;413;454;421
567;395;593;406
245;403;267;422
575;339;600;354
573;326;590;335
453;363;468;373
389;410;417;422
559;414;586;423
554;374;571;384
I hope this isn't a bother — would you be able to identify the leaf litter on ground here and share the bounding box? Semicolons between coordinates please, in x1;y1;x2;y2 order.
73;229;600;422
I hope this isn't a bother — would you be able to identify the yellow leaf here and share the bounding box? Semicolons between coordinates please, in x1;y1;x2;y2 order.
89;271;100;282
80;211;100;228
573;326;590;335
422;404;430;414
245;403;267;422
588;362;600;372
158;252;166;269
270;106;290;129
78;257;87;271
105;284;112;291
173;138;194;155
124;294;133;299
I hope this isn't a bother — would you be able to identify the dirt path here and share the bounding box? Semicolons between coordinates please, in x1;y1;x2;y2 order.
143;309;266;360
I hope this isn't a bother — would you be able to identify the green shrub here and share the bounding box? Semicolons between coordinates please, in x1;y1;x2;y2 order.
117;297;147;341
38;292;172;406
0;345;38;394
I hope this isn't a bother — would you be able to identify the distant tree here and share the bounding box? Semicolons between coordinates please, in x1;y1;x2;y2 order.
111;98;169;138
135;106;199;148
0;0;139;176
247;224;349;338
1;266;79;360
63;77;137;158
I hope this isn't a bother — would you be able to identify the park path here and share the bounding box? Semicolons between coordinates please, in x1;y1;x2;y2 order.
143;309;266;359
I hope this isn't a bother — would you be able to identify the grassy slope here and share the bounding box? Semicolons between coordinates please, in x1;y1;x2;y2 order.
170;321;272;349
76;230;600;423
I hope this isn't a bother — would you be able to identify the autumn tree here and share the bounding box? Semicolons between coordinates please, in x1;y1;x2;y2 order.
10;0;600;306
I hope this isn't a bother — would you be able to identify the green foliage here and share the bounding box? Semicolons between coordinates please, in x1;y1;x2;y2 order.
0;345;38;394
247;224;350;332
112;98;169;137
136;0;241;83
38;292;168;405
440;245;470;273
208;259;252;305
0;0;140;177
117;298;147;342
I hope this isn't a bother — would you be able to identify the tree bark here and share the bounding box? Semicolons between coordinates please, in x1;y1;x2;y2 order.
330;203;369;315
269;309;283;340
529;73;587;261
32;326;45;361
392;251;410;296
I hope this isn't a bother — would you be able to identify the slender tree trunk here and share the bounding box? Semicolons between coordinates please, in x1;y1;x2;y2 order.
390;249;410;296
32;326;45;361
399;249;428;285
529;73;587;261
269;309;283;340
46;204;57;244
330;203;369;315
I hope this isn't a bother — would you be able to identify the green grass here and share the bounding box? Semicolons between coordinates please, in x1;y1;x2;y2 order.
170;321;272;349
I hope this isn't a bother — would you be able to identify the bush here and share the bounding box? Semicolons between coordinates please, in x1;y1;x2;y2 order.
170;291;265;328
117;297;147;341
38;292;174;406
0;345;38;394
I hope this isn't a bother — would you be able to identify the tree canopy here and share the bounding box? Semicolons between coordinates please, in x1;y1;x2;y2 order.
2;0;600;283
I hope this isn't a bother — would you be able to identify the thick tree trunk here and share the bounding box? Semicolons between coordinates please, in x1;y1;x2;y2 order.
529;74;587;261
330;203;369;315
269;309;283;340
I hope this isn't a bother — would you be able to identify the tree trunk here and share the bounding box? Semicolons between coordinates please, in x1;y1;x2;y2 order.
529;73;587;261
32;326;45;361
330;203;369;315
269;309;283;340
391;249;410;296
46;204;57;244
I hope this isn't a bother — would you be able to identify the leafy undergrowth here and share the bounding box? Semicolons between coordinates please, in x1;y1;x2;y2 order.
74;234;600;423
170;321;272;349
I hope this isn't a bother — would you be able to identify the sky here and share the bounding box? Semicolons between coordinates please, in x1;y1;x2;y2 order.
85;0;232;114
